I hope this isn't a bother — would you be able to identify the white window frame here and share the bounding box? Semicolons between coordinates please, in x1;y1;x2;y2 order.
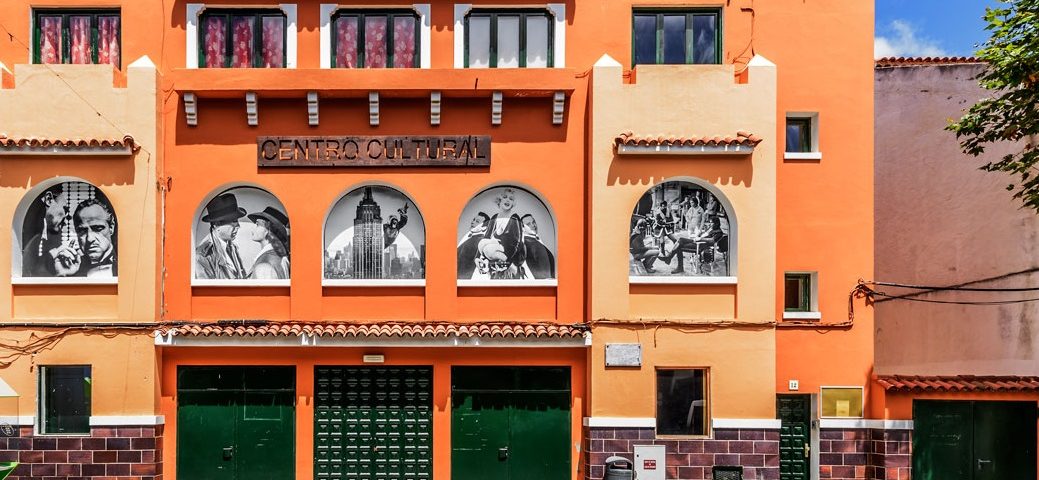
783;270;820;320
320;4;431;69
784;112;821;160
453;3;565;69
186;3;298;69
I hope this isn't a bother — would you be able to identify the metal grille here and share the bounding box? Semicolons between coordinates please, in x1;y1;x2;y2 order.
315;366;433;480
712;465;744;480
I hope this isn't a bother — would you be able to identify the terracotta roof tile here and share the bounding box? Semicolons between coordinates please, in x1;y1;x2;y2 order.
877;375;1039;392
615;131;762;148
875;57;984;68
157;321;588;339
0;135;136;150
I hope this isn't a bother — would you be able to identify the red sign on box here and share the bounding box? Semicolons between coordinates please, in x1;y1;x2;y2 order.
643;459;657;470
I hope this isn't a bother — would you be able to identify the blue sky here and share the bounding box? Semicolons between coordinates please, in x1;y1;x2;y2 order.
875;0;1001;58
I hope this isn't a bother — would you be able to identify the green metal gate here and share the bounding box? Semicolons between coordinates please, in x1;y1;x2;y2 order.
451;366;571;480
777;395;811;480
314;366;433;480
177;366;296;480
914;400;1037;480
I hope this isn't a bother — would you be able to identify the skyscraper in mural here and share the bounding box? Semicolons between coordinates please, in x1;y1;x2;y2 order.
351;187;383;279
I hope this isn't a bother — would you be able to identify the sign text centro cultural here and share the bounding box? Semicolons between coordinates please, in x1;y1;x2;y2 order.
257;135;491;167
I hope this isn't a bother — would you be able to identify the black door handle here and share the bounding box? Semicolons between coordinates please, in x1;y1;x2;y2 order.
223;447;234;460
498;447;509;461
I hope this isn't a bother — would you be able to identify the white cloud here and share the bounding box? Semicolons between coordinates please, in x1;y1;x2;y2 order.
874;20;949;59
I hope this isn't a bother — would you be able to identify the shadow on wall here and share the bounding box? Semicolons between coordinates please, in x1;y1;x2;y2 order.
606;154;753;188
0;156;136;189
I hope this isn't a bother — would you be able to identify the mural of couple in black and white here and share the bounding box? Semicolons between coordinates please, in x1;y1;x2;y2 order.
324;186;425;280
457;186;556;281
18;181;118;279
194;187;291;280
630;181;730;277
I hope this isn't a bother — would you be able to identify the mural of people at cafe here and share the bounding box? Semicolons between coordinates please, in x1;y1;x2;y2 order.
194;186;291;281
457;186;556;281
18;181;118;279
324;185;425;280
630;181;730;277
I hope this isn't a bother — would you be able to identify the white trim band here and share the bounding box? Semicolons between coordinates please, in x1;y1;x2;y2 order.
784;152;823;161
89;415;166;426
322;279;426;288
192;279;290;287
712;418;783;430
0;416;34;426
629;276;737;285
819;419;913;430
11;277;118;285
783;311;822;320
583;417;656;428
457;279;558;288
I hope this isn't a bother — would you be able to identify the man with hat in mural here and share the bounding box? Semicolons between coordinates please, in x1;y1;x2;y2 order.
195;193;247;279
246;206;290;280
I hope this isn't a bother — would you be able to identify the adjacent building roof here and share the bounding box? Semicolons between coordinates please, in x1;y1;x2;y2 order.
877;375;1039;392
875;57;984;68
157;321;588;339
0;134;136;155
615;131;762;148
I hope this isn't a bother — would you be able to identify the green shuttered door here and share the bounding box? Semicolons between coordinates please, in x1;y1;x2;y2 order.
451;366;571;480
913;400;1037;480
777;395;810;480
315;366;433;480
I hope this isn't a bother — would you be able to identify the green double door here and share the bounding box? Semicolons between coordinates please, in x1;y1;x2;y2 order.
777;395;811;480
314;366;433;480
177;366;296;480
451;366;571;480
914;400;1037;480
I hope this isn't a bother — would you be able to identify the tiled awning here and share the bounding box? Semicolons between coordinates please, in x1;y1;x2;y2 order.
0;135;136;155
877;375;1039;393
155;321;590;347
614;131;761;155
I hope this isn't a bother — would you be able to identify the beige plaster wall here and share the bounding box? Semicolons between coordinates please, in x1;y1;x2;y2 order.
588;57;777;418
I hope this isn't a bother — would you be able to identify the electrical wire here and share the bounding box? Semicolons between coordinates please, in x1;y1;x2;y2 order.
865;280;1039;293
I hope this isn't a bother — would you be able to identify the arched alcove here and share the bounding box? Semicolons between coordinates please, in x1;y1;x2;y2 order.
193;185;290;282
457;185;557;281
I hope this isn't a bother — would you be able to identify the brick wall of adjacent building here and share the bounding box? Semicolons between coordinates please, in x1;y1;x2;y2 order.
819;428;911;480
0;425;163;480
584;427;780;480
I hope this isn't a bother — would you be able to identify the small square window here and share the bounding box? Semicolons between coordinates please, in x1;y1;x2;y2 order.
465;9;554;68
33;9;121;67
784;273;813;312
656;368;708;436
200;9;286;68
821;387;864;418
39;366;91;435
785;118;812;153
632;10;721;66
332;10;420;68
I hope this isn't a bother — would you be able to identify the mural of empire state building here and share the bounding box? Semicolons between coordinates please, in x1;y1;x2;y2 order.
352;187;384;279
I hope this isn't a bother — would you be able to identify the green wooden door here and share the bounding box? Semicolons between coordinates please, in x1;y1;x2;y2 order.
451;367;571;480
177;366;296;480
914;400;1037;480
314;366;433;480
777;395;810;480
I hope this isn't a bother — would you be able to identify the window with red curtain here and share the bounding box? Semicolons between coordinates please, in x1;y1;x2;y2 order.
200;10;286;68
34;10;121;66
332;10;419;68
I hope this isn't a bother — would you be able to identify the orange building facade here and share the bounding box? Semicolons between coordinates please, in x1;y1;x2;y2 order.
0;1;876;480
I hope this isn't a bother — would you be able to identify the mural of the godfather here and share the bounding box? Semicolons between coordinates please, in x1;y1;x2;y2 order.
19;181;118;279
630;182;730;277
324;186;425;280
457;186;556;281
195;187;291;280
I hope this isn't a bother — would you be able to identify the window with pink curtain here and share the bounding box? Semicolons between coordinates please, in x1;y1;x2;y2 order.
97;16;120;66
261;17;285;68
334;16;358;68
37;16;63;64
364;16;388;68
69;16;93;64
203;16;227;67
231;16;254;68
392;16;416;68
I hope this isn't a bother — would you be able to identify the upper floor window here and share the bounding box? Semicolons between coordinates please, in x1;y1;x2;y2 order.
465;9;553;68
786;117;812;153
632;10;720;66
333;10;419;68
200;9;286;68
34;9;121;67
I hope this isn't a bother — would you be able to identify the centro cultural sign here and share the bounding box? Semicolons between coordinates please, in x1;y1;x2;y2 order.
258;135;491;167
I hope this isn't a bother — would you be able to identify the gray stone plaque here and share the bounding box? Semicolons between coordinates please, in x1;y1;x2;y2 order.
605;343;642;367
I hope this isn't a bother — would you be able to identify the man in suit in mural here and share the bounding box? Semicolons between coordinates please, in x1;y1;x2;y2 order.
68;198;117;278
520;214;554;279
457;212;489;278
195;193;247;280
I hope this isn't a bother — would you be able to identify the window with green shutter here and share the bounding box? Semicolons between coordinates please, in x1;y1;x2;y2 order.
632;9;721;66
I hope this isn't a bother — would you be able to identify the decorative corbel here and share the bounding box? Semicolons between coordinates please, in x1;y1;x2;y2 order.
369;92;380;126
307;91;319;126
552;91;565;125
430;91;442;126
246;91;258;126
491;91;503;126
184;92;198;126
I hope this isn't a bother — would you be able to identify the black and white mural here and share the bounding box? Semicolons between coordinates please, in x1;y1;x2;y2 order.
457;186;556;281
324;185;425;280
194;186;290;281
18;181;117;279
630;181;730;277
